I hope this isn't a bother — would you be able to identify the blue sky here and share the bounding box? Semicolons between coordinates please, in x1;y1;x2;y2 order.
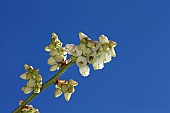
0;0;170;113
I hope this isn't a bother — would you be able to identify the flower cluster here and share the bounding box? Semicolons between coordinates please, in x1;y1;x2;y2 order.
45;33;67;71
54;79;78;101
65;32;117;76
20;64;42;94
19;101;39;113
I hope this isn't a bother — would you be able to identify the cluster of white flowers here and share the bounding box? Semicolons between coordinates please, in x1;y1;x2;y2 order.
65;32;117;76
44;33;67;71
20;64;42;94
19;100;39;113
54;79;78;101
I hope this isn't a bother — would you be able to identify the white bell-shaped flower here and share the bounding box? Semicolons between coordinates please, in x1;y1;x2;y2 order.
82;48;92;56
100;52;112;63
79;65;90;77
99;35;109;44
92;58;104;70
50;64;59;71
76;56;87;67
65;44;75;55
72;46;82;57
87;53;97;64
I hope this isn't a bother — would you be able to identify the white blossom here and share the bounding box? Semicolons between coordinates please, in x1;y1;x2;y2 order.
79;65;90;77
92;58;104;70
87;53;97;64
72;46;82;57
100;52;112;63
76;56;87;67
65;44;75;55
54;55;65;62
99;35;109;44
82;48;92;56
50;49;59;56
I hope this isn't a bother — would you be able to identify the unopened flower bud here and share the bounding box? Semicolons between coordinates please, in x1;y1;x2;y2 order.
34;88;41;93
20;72;28;80
50;64;59;71
48;57;56;65
99;35;109;44
79;32;88;40
76;56;87;67
55;88;62;97
52;32;58;39
32;69;39;75
54;55;65;62
64;92;72;101
27;79;36;87
22;87;33;94
44;46;51;52
50;49;59;56
109;41;117;47
24;64;30;71
79;65;90;77
61;84;68;92
69;79;78;86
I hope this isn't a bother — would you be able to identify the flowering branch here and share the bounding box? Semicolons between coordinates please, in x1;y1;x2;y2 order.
13;32;117;113
12;60;75;113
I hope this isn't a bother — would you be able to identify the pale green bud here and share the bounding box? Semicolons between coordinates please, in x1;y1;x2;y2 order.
54;55;64;62
109;41;117;47
50;64;59;71
69;79;78;86
48;57;56;65
22;87;33;94
20;72;28;80
87;40;95;48
44;46;51;52
27;79;36;87
50;49;59;56
52;32;58;39
24;64;30;71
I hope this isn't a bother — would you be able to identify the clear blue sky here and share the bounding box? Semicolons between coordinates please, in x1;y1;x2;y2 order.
0;0;170;113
